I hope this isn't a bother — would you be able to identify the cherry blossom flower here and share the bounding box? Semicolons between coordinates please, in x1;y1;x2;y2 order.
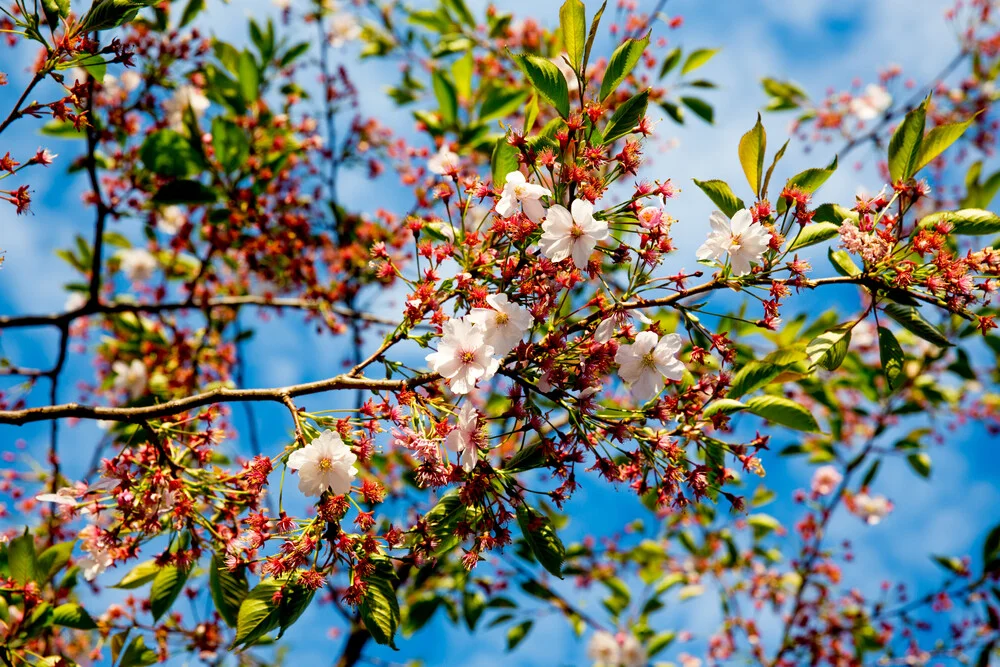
852;492;893;525
78;525;113;582
615;331;685;403
35;487;79;507
618;634;647;667
65;291;87;312
587;631;621;665
811;465;843;496
164;84;210;131
849;83;892;121
329;13;362;48
117;248;157;282
287;429;359;497
157;205;186;234
495;171;550;223
696;209;770;276
466;293;533;356
112;359;147;400
428;146;459;176
425;317;499;395
539;199;609;269
444;402;480;472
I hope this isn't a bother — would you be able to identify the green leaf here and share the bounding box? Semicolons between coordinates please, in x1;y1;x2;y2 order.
692;179;745;218
918;208;1000;235
907;452;932;479
234;579;283;648
506;620;533;650
40;119;86;139
648;630;677;657
658;47;682;78
9;528;37;586
828;248;861;276
153;179;217;205
982;522;1000;567
680;96;713;123
745;395;821;432
516;504;565;578
81;0;156;32
443;0;475;27
702;398;746;419
762;139;789;199
150;565;189;621
600;89;649;144
113;560;160;589
451;50;474;100
598;31;650;102
52;603;98;629
491;138;520;188
275;578;314;639
140;129;200;177
660;100;684;124
463;588;486;630
360;559;401;648
738;113;766;196
877;326;905;390
778;155;838;213
177;0;205;27
37;540;75;582
582;0;607;73
42;0;70;24
681;48;719;75
432;70;459;126
211;117;250;173
788;222;841;251
210;554;249;628
887;99;926;181
237;50;259;103
914;114;977;173
510;52;570;118
807;323;853;371
813;202;858;225
480;87;530;123
883;304;951;348
118;634;158;667
729;361;784;399
559;0;586;71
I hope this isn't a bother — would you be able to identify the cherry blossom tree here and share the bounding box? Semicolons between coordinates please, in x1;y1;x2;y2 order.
1;0;999;666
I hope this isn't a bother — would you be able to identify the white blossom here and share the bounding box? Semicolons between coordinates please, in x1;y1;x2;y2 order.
466;293;533;356
696;209;770;277
587;631;620;665
428;146;460;176
853;492;892;525
495;171;550;223
539;199;608;270
287;429;359;497
163;84;210;131
157;205;186;234
117;248;158;282
619;634;647;667
65;291;88;312
329;13;362;47
811;465;842;496
614;331;684;403
849;83;892;121
35;487;79;507
445;402;480;472
425;317;499;395
78;525;113;582
112;359;147;400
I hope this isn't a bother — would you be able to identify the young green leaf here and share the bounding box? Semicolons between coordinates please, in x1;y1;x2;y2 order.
598;32;650;102
738;113;766;196
907;452;932;478
582;0;608;74
877;326;905;390
559;0;586;71
480;87;530;123
52;603;98;630
914;114;978;173
431;70;459;126
140;129;201;177
210;554;249;628
807;323;853;371
118;634;158;667
510;52;570;118
113;560;160;589
658;47;682;79
887;99;927;181
37;541;76;582
919;208;1000;235
234;579;283;648
787;221;841;251
680;48;719;75
491;137;520;187
150;565;190;621
680;96;713;123
777;155;838;213
728;361;785;399
828;248;861;276
744;395;821;432
506;620;533;650
691;179;745;218
882;303;951;348
516;504;566;577
702;398;746;419
600;89;649;144
8;528;38;585
360;559;401;648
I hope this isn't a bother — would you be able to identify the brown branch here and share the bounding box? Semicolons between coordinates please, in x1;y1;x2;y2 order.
0;70;46;136
0;295;405;330
0;371;437;426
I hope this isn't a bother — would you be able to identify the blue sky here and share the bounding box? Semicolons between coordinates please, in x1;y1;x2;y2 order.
1;0;998;665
